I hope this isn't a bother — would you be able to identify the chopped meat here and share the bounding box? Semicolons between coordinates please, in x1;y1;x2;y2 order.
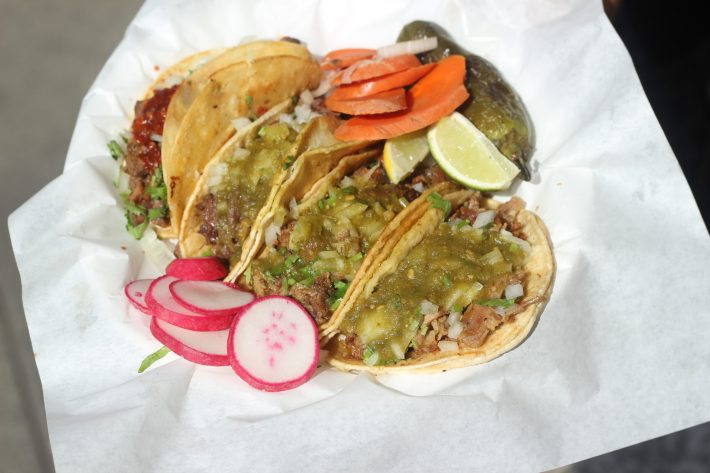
123;143;149;178
481;270;524;300
368;166;389;185
277;221;296;249
423;309;444;326
332;229;360;257
494;196;526;238
399;185;420;202
451;193;483;222
339;333;364;360
459;304;503;348
431;317;449;341
411;330;438;358
288;273;333;325
251;266;283;297
196;193;218;244
411;163;450;187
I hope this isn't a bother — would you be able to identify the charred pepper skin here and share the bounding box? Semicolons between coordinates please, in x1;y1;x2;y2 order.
398;20;533;180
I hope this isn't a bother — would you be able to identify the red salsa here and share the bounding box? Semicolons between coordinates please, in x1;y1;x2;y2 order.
130;85;178;171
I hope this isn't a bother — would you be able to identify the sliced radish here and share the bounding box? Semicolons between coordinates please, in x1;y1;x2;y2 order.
150;317;229;366
165;257;227;281
124;279;153;315
146;275;234;331
228;296;319;392
170;280;254;317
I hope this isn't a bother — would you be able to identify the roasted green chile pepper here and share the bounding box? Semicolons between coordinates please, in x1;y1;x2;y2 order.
398;21;533;180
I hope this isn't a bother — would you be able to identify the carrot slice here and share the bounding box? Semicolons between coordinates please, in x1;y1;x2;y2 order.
331;54;422;85
329;63;436;101
320;48;376;71
334;55;469;141
325;88;407;115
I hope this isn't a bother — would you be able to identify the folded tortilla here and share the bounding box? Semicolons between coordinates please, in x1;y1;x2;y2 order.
325;190;555;373
179;101;371;280
166;53;321;236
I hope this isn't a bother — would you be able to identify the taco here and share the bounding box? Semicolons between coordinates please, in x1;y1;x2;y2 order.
325;190;555;372
167;52;321;236
119;48;225;239
120;40;318;239
243;152;458;329
179;101;372;281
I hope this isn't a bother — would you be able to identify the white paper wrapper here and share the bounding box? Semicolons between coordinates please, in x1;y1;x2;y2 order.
10;0;710;472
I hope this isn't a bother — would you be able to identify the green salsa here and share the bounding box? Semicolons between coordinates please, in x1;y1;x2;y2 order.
210;123;298;265
341;218;528;366
251;165;410;312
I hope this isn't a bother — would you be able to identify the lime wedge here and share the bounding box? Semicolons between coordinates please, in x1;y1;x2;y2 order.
427;112;520;190
382;129;430;184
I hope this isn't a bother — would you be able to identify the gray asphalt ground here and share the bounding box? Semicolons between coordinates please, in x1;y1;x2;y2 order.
0;1;704;473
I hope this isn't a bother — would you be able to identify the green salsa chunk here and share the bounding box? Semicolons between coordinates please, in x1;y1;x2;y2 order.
340;219;528;365
210;123;298;265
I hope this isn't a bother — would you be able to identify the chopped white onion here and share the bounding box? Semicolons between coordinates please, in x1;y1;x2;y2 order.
412;182;425;193
493;306;507;316
150;133;163;143
500;230;532;253
505;283;524;300
264;223;281;247
447;321;464;340
420;299;439;316
207;163;228;188
340;175;354;188
295;104;317;124
289;198;299;219
447;311;462;327
161;74;184;88
438;340;459;352
299;89;314;106
473;210;495;228
390;342;405;360
231;117;252;131
278;113;297;127
233;148;250;160
375;37;438;59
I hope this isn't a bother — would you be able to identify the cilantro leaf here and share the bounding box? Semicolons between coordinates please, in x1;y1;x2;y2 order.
427;192;451;218
138;346;171;373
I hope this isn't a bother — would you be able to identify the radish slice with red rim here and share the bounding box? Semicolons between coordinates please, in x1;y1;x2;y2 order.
165;257;228;281
228;296;319;392
125;279;153;315
146;275;234;331
150;317;229;366
170;280;254;317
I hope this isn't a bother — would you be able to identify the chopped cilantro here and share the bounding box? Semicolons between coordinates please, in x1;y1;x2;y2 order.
287;278;297;286
244;265;253;286
341;186;357;195
147;207;167;221
138;346;171;373
442;273;452;288
125;214;148;239
333;280;349;298
284;255;300;268
407;318;420;333
450;304;463;313
477;298;516;308
258;126;267;138
282;154;295;169
263;270;276;283
120;192;146;216
325;193;337;206
318;199;325;210
200;248;214;257
107;140;124;161
245;95;253;107
146;185;167;200
427;192;451;218
348;252;363;262
329;298;342;310
456;219;470;229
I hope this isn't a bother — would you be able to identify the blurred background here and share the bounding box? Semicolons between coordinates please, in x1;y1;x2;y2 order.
0;1;708;472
